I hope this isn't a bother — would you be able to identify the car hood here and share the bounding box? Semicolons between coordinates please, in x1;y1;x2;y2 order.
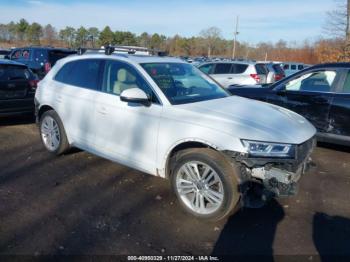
173;96;316;145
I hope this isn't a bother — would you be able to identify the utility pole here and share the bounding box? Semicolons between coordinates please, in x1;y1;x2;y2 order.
232;16;239;60
245;45;250;60
347;0;350;42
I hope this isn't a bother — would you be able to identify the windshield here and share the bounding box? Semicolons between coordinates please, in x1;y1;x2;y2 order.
141;62;229;105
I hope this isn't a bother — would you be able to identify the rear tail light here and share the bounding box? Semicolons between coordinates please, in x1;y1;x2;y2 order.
44;62;51;73
250;74;261;83
29;79;39;90
274;74;285;81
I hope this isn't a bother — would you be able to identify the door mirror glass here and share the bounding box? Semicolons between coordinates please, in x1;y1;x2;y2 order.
120;88;150;106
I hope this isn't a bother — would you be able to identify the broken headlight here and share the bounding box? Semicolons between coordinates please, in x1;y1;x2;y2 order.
241;140;295;158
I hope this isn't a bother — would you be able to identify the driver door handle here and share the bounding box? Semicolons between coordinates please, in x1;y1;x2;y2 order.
311;97;328;104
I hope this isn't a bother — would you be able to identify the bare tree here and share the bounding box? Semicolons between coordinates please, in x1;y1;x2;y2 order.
199;27;222;57
324;0;350;40
43;24;57;45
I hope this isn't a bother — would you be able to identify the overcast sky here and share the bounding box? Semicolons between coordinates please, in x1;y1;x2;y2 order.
0;0;335;44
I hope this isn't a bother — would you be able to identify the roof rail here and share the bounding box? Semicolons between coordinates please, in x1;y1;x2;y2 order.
77;45;167;56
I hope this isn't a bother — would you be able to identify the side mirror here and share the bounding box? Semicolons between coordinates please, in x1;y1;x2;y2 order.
275;85;286;96
120;88;151;106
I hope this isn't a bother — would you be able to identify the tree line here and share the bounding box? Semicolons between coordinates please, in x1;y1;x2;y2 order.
0;4;348;65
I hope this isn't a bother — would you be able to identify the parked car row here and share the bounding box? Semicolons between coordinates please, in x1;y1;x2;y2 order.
7;46;77;79
196;61;267;87
196;61;286;87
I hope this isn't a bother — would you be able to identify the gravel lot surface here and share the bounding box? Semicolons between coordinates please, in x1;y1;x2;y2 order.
0;115;349;258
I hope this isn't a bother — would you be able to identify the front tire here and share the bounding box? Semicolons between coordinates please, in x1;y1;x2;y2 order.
170;148;240;221
39;110;69;155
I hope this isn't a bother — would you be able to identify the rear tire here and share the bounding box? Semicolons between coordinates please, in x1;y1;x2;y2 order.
39;110;69;155
170;148;241;221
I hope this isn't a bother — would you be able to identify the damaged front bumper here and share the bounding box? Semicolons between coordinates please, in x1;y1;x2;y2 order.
248;163;307;197
224;138;316;205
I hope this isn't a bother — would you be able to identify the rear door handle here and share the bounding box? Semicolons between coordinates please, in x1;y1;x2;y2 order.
98;106;107;115
56;95;63;103
227;77;233;79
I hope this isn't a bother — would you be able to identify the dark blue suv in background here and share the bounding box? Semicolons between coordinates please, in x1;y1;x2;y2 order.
8;47;76;79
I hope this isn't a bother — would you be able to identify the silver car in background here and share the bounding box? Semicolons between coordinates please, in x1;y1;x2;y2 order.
197;61;267;88
258;62;286;84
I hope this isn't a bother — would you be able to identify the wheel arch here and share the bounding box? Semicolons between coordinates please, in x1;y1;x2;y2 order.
38;104;72;145
163;139;221;179
38;104;55;120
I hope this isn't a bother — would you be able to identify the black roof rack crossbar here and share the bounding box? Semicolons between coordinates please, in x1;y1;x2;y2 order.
77;45;167;56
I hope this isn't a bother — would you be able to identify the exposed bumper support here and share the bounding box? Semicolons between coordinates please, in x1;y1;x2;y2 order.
223;138;315;207
249;162;308;197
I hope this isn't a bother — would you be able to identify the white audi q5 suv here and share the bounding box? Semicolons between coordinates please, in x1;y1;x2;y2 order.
35;47;316;221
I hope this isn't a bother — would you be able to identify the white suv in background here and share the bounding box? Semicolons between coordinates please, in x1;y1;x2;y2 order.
197;61;267;88
35;48;316;221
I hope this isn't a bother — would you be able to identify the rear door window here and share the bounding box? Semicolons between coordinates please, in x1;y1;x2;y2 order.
21;50;30;60
0;65;31;81
213;63;232;74
232;64;248;74
54;59;103;91
291;65;297;70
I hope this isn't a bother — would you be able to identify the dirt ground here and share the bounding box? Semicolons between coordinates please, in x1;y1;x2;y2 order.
0;115;350;258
